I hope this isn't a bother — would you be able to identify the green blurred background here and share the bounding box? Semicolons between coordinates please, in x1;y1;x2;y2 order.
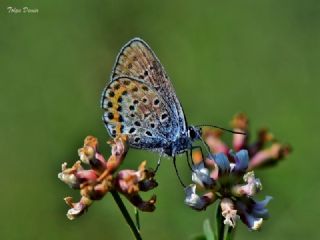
1;0;319;239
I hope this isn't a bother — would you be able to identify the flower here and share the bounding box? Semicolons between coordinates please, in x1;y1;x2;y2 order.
203;113;292;170
185;149;271;230
58;135;158;220
184;184;216;210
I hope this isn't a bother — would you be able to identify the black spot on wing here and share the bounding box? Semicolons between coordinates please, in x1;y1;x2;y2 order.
108;112;114;120
109;91;115;97
134;121;141;127
145;131;152;137
129;127;136;133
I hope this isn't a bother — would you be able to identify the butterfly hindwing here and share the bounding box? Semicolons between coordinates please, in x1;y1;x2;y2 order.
101;77;180;152
110;38;188;134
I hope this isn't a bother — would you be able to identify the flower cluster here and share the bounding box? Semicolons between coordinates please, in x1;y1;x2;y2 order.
185;149;271;230
185;113;292;230
58;135;157;220
202;113;292;170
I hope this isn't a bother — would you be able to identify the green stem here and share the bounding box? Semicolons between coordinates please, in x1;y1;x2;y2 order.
111;190;142;240
134;207;141;230
216;204;224;240
222;224;229;240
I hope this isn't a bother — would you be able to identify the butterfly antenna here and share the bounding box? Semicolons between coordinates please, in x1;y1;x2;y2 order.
173;156;186;188
195;125;245;155
196;124;246;135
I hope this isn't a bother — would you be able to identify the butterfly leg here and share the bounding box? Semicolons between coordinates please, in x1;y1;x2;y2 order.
199;136;211;155
154;152;163;173
173;156;186;188
185;151;194;172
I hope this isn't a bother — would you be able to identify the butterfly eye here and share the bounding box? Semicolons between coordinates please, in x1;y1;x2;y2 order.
189;126;196;139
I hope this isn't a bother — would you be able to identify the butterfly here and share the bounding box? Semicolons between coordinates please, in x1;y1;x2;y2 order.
100;37;204;182
101;38;244;184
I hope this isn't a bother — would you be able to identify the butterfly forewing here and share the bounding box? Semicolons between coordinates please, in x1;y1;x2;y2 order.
102;77;179;152
110;38;187;134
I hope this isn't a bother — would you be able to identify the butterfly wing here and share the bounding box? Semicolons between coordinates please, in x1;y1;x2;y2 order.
110;38;188;135
101;76;180;152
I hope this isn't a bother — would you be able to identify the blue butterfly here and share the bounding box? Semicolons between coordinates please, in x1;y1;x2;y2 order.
100;38;240;184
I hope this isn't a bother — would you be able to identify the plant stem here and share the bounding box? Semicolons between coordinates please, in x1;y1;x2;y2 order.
216;203;224;240
111;190;142;240
134;207;141;230
223;224;229;240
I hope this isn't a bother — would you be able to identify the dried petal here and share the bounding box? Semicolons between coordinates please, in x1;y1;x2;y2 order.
231;113;249;130
106;135;129;172
137;161;158;191
125;194;156;212
220;198;239;228
78;146;95;164
231;113;249;151
249;143;291;170
210;153;230;174
203;129;229;154
232;171;262;197
184;185;215;210
192;150;203;165
192;162;215;188
230;150;249;173
78;136;99;164
59;135;159;220
248;128;273;156
116;169;140;195
58;161;83;188
235;196;272;230
64;196;92;220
